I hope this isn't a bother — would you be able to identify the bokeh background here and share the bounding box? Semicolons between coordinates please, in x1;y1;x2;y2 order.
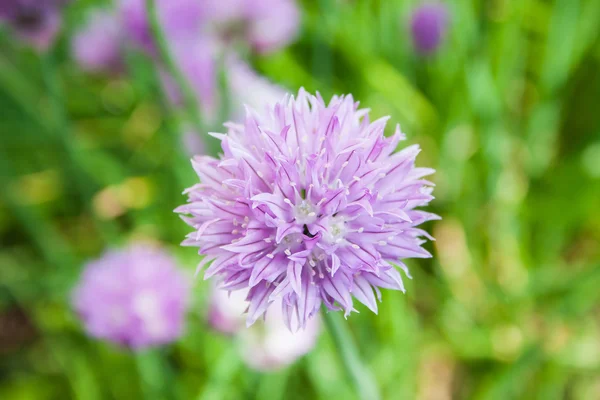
2;0;600;399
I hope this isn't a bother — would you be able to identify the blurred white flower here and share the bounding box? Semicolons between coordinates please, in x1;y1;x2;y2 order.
225;56;287;121
208;286;321;371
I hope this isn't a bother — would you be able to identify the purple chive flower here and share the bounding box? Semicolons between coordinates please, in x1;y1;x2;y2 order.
72;244;191;349
72;9;123;74
0;0;71;50
201;0;300;53
410;3;449;55
208;286;321;370
177;89;437;330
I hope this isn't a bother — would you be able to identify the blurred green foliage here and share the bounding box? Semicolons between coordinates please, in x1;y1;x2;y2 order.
1;0;600;399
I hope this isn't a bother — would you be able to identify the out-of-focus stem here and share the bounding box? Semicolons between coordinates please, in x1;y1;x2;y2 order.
0;52;40;120
0;50;118;258
196;347;242;400
0;151;75;268
135;351;166;400
144;0;221;156
322;310;380;400
41;50;120;243
41;51;90;194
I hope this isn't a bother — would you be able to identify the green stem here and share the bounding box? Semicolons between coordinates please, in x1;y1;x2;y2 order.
0;52;40;120
144;0;221;156
322;310;380;400
41;51;90;195
135;351;165;400
0;152;75;268
196;347;242;400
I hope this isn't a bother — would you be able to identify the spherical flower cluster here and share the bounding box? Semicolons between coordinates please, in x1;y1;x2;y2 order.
0;0;71;50
208;286;321;370
72;244;191;349
410;2;450;55
177;89;437;330
72;9;123;74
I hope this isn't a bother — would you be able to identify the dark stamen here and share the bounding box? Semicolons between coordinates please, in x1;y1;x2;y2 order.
303;224;316;238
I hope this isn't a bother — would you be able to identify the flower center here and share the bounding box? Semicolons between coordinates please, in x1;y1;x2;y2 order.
293;200;317;225
321;216;347;245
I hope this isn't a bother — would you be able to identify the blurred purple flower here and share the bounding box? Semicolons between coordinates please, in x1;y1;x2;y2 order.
179;59;285;156
117;0;218;117
177;89;437;330
0;0;71;50
201;0;300;53
117;0;298;121
182;130;207;158
208;286;321;370
226;56;287;120
118;0;205;52
72;244;191;349
159;36;218;117
72;9;123;74
410;3;449;55
118;0;152;51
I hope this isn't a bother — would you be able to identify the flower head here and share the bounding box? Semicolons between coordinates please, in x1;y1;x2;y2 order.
208;286;321;370
177;89;437;330
72;244;191;349
0;0;71;50
72;9;123;74
410;3;449;55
